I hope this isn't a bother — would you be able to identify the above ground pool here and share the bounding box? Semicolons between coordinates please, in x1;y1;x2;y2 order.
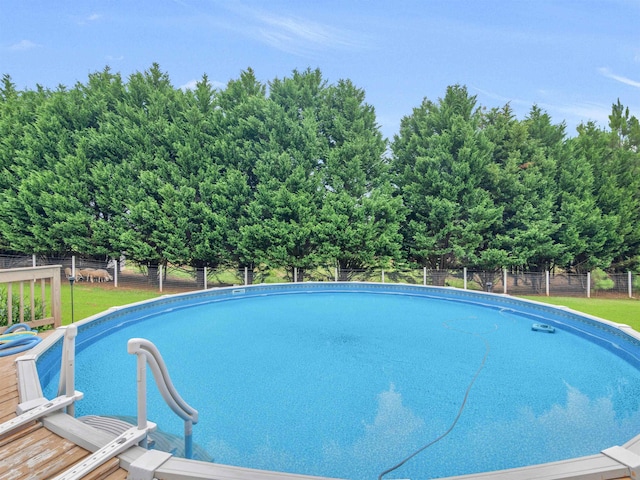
38;283;640;480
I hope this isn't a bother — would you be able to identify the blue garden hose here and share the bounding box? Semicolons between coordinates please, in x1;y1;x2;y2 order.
0;323;42;357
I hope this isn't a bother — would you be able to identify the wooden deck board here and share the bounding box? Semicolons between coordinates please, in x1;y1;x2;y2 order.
0;337;130;480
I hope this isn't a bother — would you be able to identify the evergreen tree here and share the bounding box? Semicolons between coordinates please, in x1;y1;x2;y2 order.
316;79;404;278
391;85;501;282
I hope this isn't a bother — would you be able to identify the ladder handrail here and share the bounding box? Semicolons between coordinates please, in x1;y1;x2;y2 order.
127;338;198;458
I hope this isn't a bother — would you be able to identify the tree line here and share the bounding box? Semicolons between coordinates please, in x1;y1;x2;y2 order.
0;64;638;282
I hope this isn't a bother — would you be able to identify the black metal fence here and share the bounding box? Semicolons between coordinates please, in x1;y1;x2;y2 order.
0;254;637;298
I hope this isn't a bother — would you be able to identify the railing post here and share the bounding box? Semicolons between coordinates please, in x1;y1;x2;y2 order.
40;278;45;317
114;260;118;288
381;269;385;283
52;267;62;327
71;255;76;277
29;278;35;322
463;267;467;290
19;282;24;322
159;265;163;293
7;283;12;326
57;325;78;416
587;272;591;298
335;267;338;282
134;346;149;448
32;254;36;267
244;266;248;286
203;266;207;290
629;271;633;298
424;267;427;286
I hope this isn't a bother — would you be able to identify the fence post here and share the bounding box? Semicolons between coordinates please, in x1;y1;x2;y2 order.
503;268;507;294
159;265;163;293
335;267;338;282
203;267;207;290
294;267;298;283
114;260;118;287
71;255;76;277
32;254;36;267
545;271;550;296
463;267;467;290
381;269;385;283
629;271;633;298
587;272;591;298
244;266;248;286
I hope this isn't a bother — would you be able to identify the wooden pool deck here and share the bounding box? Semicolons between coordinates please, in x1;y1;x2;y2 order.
0;345;127;480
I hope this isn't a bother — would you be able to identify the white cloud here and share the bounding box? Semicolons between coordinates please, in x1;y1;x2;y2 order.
471;85;612;131
598;67;640;88
9;39;39;51
223;4;365;56
77;13;102;25
180;79;225;91
180;79;199;91
255;11;359;51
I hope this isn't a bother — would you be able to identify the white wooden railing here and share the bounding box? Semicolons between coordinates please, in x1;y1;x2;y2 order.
0;265;62;332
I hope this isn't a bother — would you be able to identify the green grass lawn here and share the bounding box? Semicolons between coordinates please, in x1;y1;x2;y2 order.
520;295;640;330
61;283;161;325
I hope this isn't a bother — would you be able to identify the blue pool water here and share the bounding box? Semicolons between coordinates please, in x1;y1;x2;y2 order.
40;286;640;479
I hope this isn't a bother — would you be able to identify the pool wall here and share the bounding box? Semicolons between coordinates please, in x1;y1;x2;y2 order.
16;283;640;480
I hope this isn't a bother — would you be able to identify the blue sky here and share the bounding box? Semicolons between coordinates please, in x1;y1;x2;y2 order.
1;0;638;140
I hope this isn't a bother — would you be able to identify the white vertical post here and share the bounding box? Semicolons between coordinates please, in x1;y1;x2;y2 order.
32;254;36;267
159;265;163;293
294;267;298;283
65;325;77;416
56;325;78;416
629;271;633;298
587;272;591;298
423;267;427;286
545;271;550;297
463;267;467;290
381;269;385;283
244;266;248;285
335;267;338;282
204;267;207;290
503;268;508;294
71;255;76;277
135;350;148;448
114;260;118;287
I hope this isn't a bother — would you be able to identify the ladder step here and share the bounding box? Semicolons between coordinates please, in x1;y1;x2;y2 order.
0;393;83;439
50;425;151;480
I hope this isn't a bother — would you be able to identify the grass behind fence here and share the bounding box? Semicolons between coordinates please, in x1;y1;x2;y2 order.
61;283;161;324
521;296;640;330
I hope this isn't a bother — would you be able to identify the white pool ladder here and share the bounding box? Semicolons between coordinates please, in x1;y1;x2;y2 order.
127;337;199;459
